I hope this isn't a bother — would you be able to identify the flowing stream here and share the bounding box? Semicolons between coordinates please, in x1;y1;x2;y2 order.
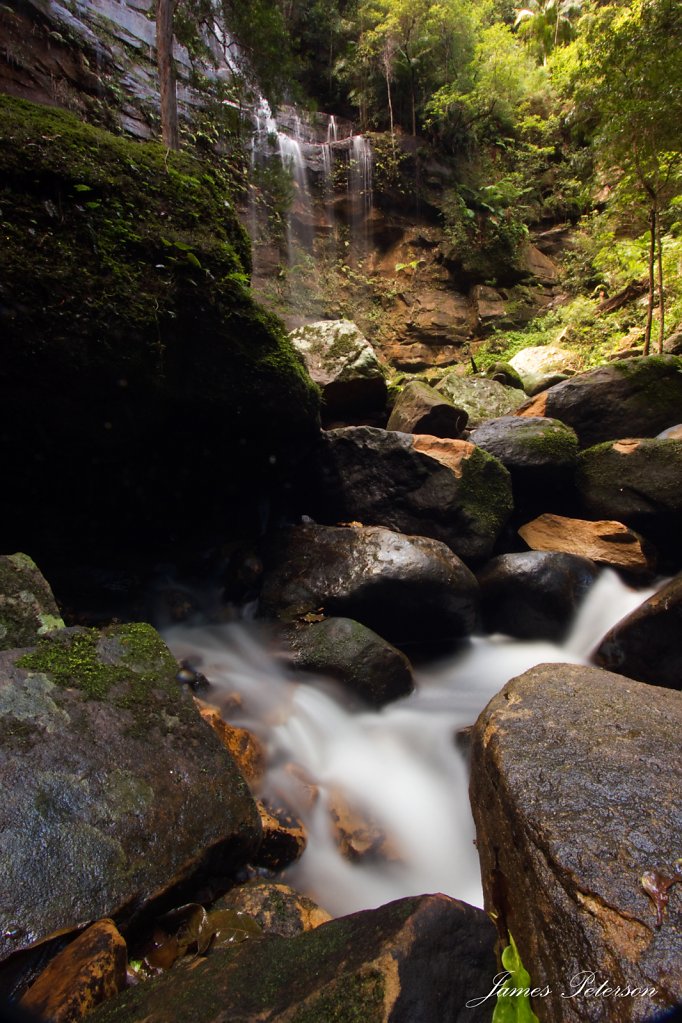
163;569;657;918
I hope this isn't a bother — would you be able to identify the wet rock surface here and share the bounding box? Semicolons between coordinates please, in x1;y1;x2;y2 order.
0;625;261;965
516;355;682;447
308;427;513;564
470;662;682;1023
214;881;331;937
259;523;480;646
287;616;414;705
594;572;682;690
89;895;498;1023
20;919;127;1023
0;553;64;651
387;380;468;437
477;551;598;641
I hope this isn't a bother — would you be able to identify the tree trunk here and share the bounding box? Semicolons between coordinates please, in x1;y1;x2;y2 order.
656;209;665;352
643;204;656;356
156;0;178;150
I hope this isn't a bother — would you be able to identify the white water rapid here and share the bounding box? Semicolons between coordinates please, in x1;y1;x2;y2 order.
163;569;657;918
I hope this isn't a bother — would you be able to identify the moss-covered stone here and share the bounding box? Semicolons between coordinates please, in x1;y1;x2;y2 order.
0;553;64;651
0;623;261;967
1;95;319;558
88;895;497;1023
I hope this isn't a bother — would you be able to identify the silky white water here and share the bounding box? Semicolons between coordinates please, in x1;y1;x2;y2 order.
163;569;657;918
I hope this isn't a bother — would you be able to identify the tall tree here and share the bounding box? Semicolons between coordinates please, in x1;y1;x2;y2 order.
576;0;682;352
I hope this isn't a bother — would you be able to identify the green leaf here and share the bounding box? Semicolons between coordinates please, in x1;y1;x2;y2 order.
185;251;202;269
492;934;541;1023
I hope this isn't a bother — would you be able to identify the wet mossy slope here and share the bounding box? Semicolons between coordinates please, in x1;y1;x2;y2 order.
0;95;319;557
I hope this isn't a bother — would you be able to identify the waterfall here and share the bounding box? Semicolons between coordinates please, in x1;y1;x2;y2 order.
163;568;659;918
349;134;373;257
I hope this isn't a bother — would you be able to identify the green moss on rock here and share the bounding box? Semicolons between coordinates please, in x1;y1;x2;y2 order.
0;553;64;651
1;95;320;555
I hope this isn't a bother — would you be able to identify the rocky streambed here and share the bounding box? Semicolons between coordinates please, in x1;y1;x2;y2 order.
1;345;682;1022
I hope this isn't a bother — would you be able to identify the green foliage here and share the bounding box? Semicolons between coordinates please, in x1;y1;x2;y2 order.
492;934;541;1023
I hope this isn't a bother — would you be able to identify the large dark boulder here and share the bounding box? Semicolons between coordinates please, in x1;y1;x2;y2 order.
1;95;319;564
468;416;578;515
259;524;479;646
308;427;513;564
470;663;682;1023
515;355;682;447
287;616;414;706
0;624;261;966
477;551;598;640
387;381;468;437
594;573;682;689
89;895;498;1023
576;438;682;565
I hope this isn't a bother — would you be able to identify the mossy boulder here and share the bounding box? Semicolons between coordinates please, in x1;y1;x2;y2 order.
287;616;414;706
435;374;526;427
576;437;682;567
468;416;579;517
288;320;387;420
307;427;513;564
0;553;64;651
386;380;468;438
89;894;497;1023
516;355;682;448
0;624;261;966
0;95;319;560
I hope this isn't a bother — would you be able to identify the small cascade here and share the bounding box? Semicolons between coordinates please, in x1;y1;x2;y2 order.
321;116;338;189
349;134;373;257
163;569;660;918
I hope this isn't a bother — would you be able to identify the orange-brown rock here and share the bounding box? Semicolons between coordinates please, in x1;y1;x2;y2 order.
470;663;682;1022
254;801;307;870
195;699;265;790
518;513;655;574
20;919;127;1023
215;881;331;937
328;788;401;863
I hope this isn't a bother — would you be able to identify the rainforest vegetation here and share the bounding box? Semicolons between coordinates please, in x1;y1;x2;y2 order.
183;0;682;357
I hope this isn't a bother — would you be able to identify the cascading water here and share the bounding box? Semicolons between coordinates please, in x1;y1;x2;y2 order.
163;568;658;918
